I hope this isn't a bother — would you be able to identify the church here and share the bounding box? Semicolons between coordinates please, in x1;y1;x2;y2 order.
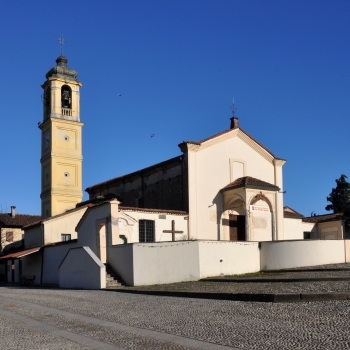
1;54;348;287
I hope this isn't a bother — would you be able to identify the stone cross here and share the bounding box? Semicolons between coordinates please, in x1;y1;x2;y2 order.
163;220;184;242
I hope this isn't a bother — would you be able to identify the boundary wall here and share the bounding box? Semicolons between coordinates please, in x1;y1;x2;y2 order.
108;239;350;286
260;239;346;270
108;240;260;286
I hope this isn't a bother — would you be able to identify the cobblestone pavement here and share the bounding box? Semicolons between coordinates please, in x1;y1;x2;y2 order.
125;263;350;293
0;285;350;349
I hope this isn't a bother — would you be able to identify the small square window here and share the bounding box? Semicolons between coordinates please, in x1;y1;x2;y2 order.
303;232;311;239
6;231;13;242
139;220;155;242
61;234;71;242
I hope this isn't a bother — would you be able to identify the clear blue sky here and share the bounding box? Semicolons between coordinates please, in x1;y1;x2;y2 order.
0;0;349;216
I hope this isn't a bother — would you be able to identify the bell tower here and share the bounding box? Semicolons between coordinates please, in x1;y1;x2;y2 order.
39;56;83;218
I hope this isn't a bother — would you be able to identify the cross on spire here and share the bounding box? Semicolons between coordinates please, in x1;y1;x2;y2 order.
57;34;67;56
231;97;237;117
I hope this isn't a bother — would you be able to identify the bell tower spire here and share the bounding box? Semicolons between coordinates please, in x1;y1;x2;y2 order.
39;53;84;218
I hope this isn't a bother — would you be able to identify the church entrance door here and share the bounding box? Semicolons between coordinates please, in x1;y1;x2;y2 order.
229;214;245;241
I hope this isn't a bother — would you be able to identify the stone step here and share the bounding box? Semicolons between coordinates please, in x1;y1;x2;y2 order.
104;264;124;288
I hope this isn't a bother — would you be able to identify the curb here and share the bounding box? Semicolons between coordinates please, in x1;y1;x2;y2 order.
105;289;350;303
202;277;350;283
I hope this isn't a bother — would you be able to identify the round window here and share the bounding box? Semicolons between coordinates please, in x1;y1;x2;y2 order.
64;172;70;178
64;135;70;142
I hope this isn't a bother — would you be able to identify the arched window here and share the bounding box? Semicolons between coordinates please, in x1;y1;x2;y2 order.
61;85;72;109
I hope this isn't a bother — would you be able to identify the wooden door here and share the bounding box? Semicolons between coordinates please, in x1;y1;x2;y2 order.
229;214;238;241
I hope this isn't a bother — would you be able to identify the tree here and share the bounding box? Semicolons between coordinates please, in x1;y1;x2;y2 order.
325;174;350;215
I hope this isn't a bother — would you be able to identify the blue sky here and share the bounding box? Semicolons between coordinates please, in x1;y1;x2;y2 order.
0;0;349;216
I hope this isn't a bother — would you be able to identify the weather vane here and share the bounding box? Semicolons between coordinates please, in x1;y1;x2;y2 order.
57;33;67;56
231;97;237;117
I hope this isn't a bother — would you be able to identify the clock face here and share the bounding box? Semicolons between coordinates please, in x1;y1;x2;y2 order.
44;132;50;149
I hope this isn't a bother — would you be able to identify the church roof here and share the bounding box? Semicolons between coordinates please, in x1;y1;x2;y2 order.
119;206;188;215
22;204;92;230
284;206;304;219
302;212;344;223
221;176;280;192
45;56;79;81
0;213;41;228
179;127;285;161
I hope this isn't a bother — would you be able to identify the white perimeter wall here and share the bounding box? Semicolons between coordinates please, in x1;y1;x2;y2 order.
109;241;260;286
198;241;260;278
42;241;79;285
260;239;346;270
108;244;134;286
59;247;106;290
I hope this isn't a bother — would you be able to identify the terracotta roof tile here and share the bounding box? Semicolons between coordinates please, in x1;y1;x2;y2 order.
119;206;188;215
0;213;41;228
0;246;41;260
302;212;343;223
284;206;304;218
22;204;92;230
221;176;280;192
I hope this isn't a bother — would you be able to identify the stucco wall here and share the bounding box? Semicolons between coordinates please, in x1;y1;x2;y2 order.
132;241;200;286
1;227;23;253
21;251;42;284
260;240;346;270
108;244;134;286
108;240;259;286
345;240;350;263
283;218;313;240
42;241;79;285
117;209;188;243
317;220;343;239
24;226;42;249
188;130;277;241
43;208;86;245
59;247;106;289
198;241;260;278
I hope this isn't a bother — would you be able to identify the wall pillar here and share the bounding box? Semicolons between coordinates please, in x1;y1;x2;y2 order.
245;209;250;241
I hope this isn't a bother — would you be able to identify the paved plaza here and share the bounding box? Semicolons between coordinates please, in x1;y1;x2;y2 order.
0;283;350;349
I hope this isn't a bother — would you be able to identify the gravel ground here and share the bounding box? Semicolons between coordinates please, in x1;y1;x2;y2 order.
0;310;90;350
0;286;350;349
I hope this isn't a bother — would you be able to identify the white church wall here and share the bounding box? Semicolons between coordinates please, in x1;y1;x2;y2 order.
116;210;188;243
317;220;344;239
43;208;86;245
198;241;260;278
21;251;42;284
24;226;42;249
249;198;273;241
42;241;79;285
260;240;346;271
59;247;106;290
77;203;112;259
283;218;306;240
301;222;317;238
188;131;276;241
